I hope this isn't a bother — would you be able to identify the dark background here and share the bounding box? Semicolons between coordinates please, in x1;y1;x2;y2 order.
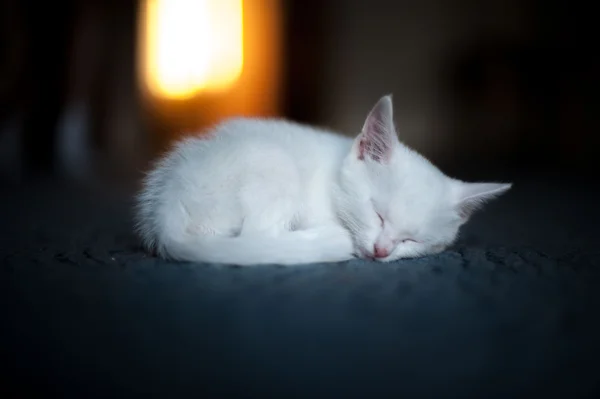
1;0;598;186
1;1;599;397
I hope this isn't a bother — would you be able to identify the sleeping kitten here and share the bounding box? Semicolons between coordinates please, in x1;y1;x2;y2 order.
135;95;511;265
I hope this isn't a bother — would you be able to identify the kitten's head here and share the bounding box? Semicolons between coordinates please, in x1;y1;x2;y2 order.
336;95;512;261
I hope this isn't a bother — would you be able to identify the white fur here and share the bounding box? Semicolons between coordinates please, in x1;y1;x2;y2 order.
134;95;511;266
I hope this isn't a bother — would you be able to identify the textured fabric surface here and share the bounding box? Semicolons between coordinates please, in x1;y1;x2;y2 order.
1;177;599;398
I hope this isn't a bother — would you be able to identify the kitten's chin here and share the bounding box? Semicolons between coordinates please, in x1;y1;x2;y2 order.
355;242;451;261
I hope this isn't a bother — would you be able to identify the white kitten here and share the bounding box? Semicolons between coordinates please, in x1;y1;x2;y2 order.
134;95;511;266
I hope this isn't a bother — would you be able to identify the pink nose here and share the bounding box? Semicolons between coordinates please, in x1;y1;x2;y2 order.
373;245;389;259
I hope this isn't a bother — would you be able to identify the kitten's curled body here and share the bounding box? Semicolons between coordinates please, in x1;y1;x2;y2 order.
135;95;511;265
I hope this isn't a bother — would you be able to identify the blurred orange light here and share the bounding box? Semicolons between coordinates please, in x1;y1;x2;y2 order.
140;0;244;100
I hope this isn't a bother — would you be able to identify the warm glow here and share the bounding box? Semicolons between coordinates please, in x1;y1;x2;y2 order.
141;0;244;99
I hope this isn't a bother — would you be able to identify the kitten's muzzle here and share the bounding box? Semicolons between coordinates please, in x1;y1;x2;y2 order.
357;245;390;260
373;245;390;259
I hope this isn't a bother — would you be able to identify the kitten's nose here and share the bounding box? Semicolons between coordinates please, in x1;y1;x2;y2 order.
373;245;389;259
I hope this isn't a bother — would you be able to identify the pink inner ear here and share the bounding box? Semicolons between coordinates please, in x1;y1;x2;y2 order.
358;134;391;163
358;137;383;161
358;139;366;161
357;95;396;163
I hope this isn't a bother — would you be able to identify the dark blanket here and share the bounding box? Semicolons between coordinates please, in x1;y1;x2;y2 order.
1;176;599;398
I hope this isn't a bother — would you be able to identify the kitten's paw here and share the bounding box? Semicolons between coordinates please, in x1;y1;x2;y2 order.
297;225;355;263
320;229;355;262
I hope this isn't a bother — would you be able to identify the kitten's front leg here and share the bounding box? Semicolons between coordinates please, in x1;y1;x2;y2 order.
303;224;356;263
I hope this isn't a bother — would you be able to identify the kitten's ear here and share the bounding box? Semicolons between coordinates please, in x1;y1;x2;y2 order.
355;94;398;163
453;181;512;220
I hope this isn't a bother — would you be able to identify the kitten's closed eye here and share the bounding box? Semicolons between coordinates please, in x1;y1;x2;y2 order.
374;208;417;244
396;238;418;244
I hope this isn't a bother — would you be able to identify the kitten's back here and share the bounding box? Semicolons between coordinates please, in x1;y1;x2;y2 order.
211;117;352;160
134;117;354;264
